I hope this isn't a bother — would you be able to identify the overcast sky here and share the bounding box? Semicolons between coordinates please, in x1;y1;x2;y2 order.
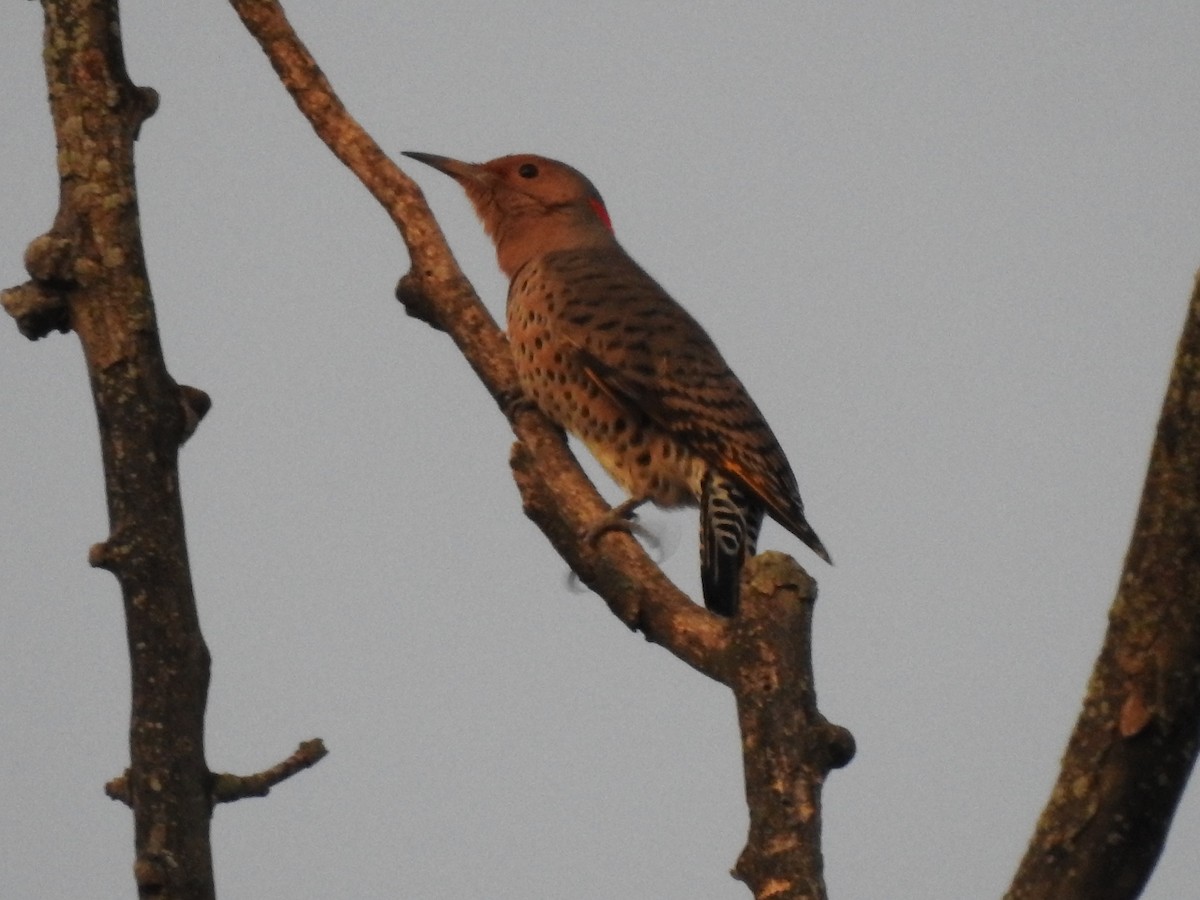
4;3;1200;898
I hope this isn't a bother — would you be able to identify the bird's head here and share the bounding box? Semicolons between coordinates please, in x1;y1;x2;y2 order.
403;152;615;277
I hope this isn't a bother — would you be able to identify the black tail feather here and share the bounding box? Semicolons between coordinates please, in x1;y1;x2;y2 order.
699;471;763;616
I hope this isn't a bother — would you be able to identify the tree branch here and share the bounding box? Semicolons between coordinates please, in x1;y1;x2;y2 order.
6;3;215;898
731;554;856;899
228;0;727;665
6;3;324;896
1005;276;1200;900
229;2;852;894
104;740;330;807
210;739;329;803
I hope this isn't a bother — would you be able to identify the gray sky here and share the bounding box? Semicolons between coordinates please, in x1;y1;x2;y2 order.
3;2;1199;897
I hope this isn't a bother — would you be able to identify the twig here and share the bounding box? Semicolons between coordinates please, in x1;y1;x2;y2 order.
212;739;329;803
106;741;329;807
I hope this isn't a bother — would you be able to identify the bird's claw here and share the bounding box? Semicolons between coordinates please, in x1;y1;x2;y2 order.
500;388;537;420
583;497;648;545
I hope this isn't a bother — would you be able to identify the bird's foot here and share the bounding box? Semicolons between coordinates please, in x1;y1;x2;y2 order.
582;496;649;544
499;387;538;420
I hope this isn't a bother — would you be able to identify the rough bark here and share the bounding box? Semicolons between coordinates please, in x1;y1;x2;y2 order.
229;1;854;895
5;3;215;898
1006;276;1200;899
4;3;327;896
730;555;856;899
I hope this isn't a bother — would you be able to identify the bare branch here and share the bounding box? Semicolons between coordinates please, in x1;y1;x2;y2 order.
510;438;728;674
228;0;733;671
731;554;855;899
10;3;323;896
105;741;329;808
15;3;217;898
212;740;330;803
1006;277;1200;899
229;4;853;895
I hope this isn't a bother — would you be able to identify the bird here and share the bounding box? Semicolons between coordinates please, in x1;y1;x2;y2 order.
403;151;830;615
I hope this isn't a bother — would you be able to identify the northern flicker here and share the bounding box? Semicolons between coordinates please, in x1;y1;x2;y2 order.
404;151;830;615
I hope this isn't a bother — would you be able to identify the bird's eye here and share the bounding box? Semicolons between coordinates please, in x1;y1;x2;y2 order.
518;163;539;179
